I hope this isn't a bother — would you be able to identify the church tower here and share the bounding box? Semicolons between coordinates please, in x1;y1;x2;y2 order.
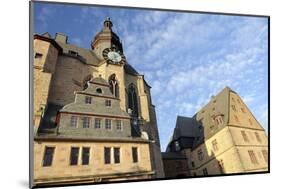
91;17;123;59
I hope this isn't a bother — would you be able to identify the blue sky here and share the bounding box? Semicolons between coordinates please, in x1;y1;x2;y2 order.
33;2;268;151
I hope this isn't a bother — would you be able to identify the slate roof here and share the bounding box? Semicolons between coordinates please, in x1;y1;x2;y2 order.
161;152;187;160
172;116;201;141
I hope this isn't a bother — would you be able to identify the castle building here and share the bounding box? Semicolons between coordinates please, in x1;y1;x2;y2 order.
162;87;268;178
33;18;164;186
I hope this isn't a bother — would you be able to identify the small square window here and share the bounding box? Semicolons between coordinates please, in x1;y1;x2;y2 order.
105;100;111;107
231;105;237;112
85;96;92;104
241;108;246;113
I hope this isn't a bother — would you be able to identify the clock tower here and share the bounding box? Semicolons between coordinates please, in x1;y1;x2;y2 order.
91;17;124;60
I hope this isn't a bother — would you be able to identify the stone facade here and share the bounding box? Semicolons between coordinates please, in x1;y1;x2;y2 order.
162;87;268;177
33;18;164;187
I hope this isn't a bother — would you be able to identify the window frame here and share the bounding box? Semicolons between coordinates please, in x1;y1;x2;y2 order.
82;147;90;165
104;147;111;164
114;147;121;164
241;130;249;142
105;119;112;130
94;118;101;129
82;117;90;128
42;146;55;167
70;116;78;128
70;147;80;166
116;120;122;131
105;99;112;107
132;147;138;163
248;150;259;164
85;96;92;104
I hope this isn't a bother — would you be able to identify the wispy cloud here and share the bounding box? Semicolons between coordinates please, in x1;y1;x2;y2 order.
34;3;268;151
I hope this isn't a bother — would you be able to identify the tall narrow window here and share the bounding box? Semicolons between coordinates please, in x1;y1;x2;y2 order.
70;147;79;165
70;116;78;128
104;147;111;164
42;147;55;167
212;139;219;152
105;119;111;130
262;150;268;162
109;74;119;98
241;131;249;142
82;147;90;165
197;149;204;161
203;168;208;176
94;118;101;129
116;120;122;130
85;96;92;104
83;117;90;128
234;115;239;123
248;150;258;164
218;159;224;174
128;84;139;117
114;147;120;164
255;132;262;143
231;105;237;112
132;147;138;163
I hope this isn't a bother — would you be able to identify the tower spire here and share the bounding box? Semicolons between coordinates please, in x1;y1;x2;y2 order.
103;17;113;31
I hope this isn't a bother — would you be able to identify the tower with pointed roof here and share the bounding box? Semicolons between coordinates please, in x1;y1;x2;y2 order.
32;18;164;186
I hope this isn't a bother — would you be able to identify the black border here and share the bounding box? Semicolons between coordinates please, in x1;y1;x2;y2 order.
29;0;270;188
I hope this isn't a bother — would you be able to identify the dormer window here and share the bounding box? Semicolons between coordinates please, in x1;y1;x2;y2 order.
69;50;78;56
96;88;102;94
85;96;92;104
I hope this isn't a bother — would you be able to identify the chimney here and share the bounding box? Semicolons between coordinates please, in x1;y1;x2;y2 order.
55;33;68;43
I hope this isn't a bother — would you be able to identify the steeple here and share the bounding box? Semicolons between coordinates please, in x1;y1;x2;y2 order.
103;17;113;31
91;17;123;58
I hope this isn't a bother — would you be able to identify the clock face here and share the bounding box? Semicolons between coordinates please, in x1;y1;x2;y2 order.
107;51;122;62
102;48;125;64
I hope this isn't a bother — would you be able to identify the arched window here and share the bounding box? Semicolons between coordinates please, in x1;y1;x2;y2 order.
128;84;138;117
109;74;119;98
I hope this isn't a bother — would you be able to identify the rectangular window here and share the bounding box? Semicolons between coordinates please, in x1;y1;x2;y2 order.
104;147;111;164
116;120;122;130
234;115;239;122
35;52;43;59
262;150;268;162
105;119;111;130
94;118;101;129
231;105;237;112
197;149;203;161
241;131;249;142
241;108;246;113
70;147;79;165
82;147;90;165
70;116;78;128
212;139;219;152
255;132;262;143
85;96;92;104
114;147;120;164
132;147;138;163
203;168;208;176
105;99;111;107
218;159;224;174
249;119;253;126
83;117;90;128
248;150;258;164
42;147;55;167
237;98;241;104
191;161;195;168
